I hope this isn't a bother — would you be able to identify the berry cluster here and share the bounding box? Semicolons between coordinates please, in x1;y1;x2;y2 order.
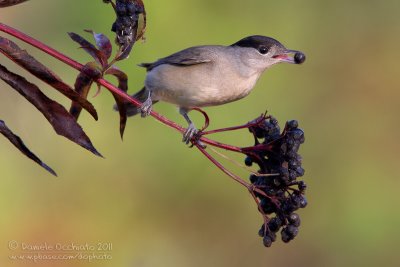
109;0;144;51
245;116;307;247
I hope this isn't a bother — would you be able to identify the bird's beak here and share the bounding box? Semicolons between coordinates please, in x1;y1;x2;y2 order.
273;49;306;64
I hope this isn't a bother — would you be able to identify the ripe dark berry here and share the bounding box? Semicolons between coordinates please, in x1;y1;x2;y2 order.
292;129;304;141
288;159;299;169
260;198;276;214
249;174;258;184
299;196;308;208
287;120;298;129
281;229;291;243
244;156;253;166
268;231;277;242
268;217;283;232
288;213;301;227
263;235;272;247
270;117;278;125
289;170;297;180
286;225;299;238
294;52;306;64
295;167;305;177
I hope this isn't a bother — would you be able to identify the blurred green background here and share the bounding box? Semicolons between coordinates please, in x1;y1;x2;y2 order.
1;0;400;266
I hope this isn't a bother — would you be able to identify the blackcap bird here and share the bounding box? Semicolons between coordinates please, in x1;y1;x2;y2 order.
118;35;305;143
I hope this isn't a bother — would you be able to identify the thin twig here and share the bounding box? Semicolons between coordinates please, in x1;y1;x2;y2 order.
208;146;278;177
202;113;267;135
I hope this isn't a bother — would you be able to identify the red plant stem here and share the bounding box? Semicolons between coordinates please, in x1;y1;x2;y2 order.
202;113;266;135
196;143;250;188
196;143;271;199
0;23;245;153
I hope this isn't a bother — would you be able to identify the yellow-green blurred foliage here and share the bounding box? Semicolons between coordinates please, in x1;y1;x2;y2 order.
1;1;399;266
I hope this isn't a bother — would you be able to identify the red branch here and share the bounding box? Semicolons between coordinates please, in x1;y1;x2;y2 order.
0;22;250;185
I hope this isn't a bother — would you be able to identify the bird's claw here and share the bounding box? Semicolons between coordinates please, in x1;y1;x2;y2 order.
183;123;198;144
140;98;152;117
182;124;206;148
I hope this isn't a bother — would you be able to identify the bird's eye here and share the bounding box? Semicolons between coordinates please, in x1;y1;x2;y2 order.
258;46;269;54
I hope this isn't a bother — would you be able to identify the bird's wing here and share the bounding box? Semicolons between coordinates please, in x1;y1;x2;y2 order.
139;46;213;71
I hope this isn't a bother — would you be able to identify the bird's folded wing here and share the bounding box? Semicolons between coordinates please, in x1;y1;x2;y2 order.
139;46;213;71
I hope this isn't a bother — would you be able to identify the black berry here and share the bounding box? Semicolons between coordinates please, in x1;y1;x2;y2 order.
294;52;306;64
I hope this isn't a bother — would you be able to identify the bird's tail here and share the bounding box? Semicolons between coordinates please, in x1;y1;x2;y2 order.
114;87;157;116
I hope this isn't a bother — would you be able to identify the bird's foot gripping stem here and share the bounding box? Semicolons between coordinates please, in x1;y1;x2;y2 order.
140;94;153;118
182;124;206;148
180;107;207;148
182;122;198;144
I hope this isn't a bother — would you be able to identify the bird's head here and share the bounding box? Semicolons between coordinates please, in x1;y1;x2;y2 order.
231;35;305;71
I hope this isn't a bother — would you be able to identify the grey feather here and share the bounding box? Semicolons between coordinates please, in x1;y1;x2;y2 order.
139;46;213;71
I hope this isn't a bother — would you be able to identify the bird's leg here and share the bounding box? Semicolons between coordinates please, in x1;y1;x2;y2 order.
140;90;153;117
179;108;206;148
180;108;198;144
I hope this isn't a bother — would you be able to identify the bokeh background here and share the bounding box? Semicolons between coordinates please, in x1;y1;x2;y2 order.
1;0;400;266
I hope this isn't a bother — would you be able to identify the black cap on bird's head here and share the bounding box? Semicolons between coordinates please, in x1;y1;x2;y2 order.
231;35;306;65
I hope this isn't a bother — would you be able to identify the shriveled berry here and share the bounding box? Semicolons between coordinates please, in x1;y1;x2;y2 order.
298;181;307;191
116;2;127;16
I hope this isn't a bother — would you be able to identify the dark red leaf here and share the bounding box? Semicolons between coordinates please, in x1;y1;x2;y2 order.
68;32;107;68
115;43;134;62
0;120;56;176
0;0;29;7
0;64;102;157
70;72;94;120
70;62;102;120
84;30;112;60
105;66;128;138
0;36;98;120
